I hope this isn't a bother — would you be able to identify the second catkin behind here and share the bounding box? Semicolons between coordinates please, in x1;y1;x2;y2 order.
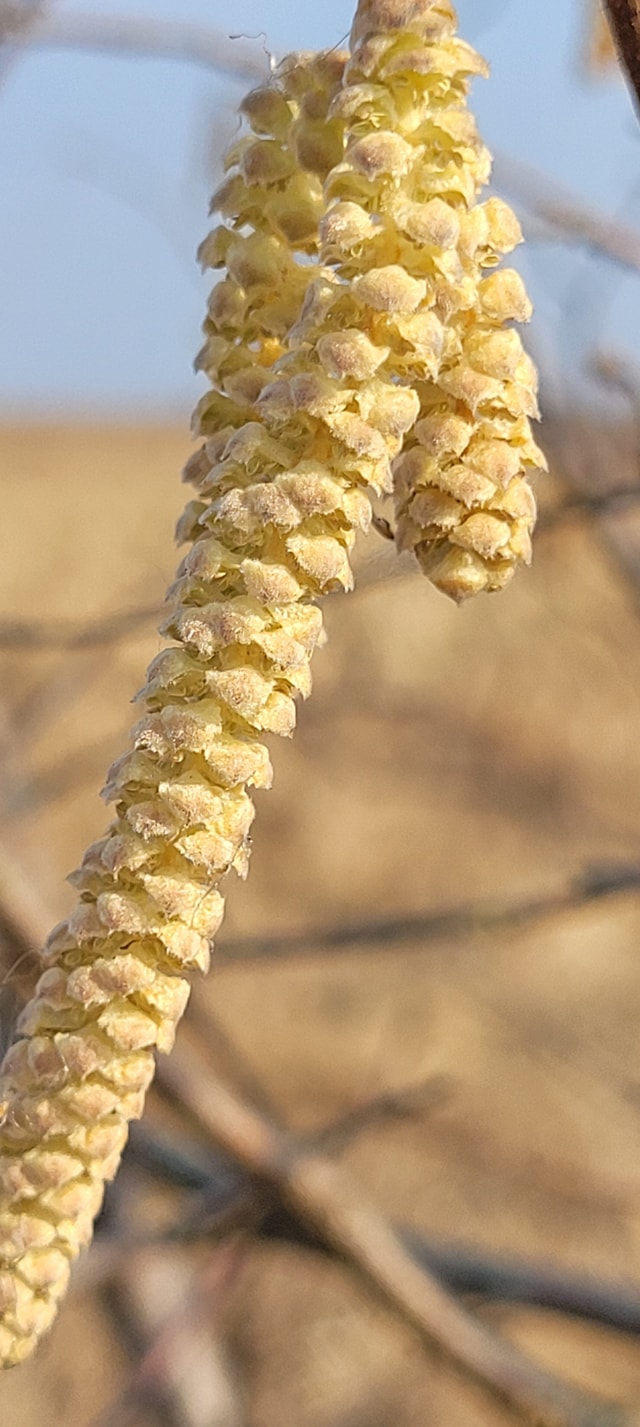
331;0;545;601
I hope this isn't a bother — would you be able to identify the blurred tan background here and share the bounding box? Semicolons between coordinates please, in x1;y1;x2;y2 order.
2;416;640;1423
5;1;640;1424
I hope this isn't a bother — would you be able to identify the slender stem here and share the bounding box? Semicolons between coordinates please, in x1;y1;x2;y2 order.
604;1;640;110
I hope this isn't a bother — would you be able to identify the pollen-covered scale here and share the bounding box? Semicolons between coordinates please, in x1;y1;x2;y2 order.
0;0;543;1368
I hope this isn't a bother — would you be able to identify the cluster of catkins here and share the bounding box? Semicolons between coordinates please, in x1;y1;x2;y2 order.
0;0;544;1367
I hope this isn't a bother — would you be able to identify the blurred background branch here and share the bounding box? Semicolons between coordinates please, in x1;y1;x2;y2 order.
2;9;269;81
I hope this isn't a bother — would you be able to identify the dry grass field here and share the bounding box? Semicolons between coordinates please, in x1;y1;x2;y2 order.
3;419;640;1424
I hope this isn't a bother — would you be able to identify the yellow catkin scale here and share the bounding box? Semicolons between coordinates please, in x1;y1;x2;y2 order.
344;0;545;600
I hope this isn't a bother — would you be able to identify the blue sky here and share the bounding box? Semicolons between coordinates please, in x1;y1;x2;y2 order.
1;0;640;416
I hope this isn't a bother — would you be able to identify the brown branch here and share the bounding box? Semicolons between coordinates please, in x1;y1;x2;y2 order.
77;1178;263;1293
1;845;639;1416
95;1246;247;1427
0;1;47;86
604;1;640;111
0;603;158;650
494;151;640;274
213;862;640;968
585;3;619;74
4;11;270;82
0;835;637;980
312;1074;453;1153
156;1033;634;1427
548;414;640;620
405;1235;640;1339
90;1125;640;1343
0;2;45;41
539;485;640;527
126;1116;640;1341
0;840;55;955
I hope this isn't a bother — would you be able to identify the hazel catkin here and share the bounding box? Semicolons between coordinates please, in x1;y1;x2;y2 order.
0;48;350;1371
0;0;545;1369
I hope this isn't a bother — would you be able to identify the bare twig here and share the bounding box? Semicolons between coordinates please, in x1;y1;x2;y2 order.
494;152;640;274
312;1075;453;1153
126;1123;242;1194
406;1235;640;1338
0;0;48;87
0;840;54;954
95;1247;247;1427
77;1178;263;1293
2;843;640;1419
590;350;640;409
4;11;270;82
604;1;640;111
0;604;158;650
539;485;640;526
547;412;640;620
0;833;638;978
213;862;640;968
0;1;46;41
88;1122;640;1344
157;1033;634;1427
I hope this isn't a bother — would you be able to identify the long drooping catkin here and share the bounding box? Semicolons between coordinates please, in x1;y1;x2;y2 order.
0;49;349;1371
0;0;544;1369
333;0;545;600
